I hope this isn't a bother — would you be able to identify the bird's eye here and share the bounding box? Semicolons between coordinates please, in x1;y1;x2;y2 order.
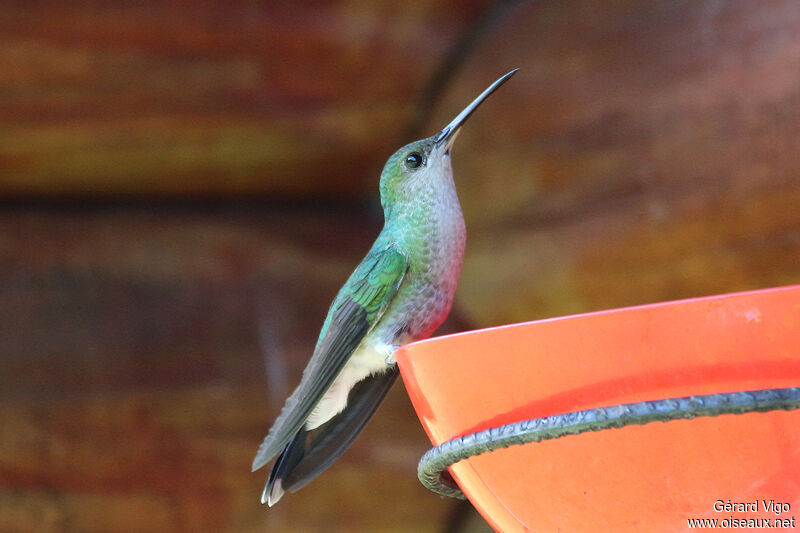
405;152;424;170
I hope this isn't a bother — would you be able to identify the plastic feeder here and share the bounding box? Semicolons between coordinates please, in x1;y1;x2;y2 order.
396;285;800;532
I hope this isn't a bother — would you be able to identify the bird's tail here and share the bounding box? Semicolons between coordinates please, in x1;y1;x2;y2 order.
262;428;307;506
260;367;399;505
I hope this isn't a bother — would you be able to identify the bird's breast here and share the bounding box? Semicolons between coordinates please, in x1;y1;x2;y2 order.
381;191;466;343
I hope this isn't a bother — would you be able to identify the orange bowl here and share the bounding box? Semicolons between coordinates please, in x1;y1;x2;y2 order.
396;285;800;532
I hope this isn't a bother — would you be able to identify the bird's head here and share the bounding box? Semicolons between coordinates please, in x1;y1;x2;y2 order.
378;69;518;216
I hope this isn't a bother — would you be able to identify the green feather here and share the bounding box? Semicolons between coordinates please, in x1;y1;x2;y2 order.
252;243;407;471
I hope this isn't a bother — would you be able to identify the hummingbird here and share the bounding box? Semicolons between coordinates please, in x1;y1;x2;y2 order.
252;69;518;506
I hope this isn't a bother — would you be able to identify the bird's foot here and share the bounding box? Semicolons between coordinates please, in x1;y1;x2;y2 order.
376;343;401;366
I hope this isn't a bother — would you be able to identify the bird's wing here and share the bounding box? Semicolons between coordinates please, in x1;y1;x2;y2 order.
283;366;399;492
252;243;408;471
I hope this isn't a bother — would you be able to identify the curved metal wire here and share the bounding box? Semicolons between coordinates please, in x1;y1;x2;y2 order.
418;387;800;499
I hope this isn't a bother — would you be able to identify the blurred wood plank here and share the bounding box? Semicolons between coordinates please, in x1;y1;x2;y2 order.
0;385;450;533
0;207;371;397
0;0;491;197
0;207;464;533
3;1;800;531
443;0;800;324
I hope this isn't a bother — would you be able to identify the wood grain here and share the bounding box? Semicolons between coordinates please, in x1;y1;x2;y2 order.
3;1;800;531
0;0;490;198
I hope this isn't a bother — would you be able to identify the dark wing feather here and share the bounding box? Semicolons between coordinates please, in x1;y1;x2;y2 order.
262;427;307;506
283;366;399;492
252;244;407;472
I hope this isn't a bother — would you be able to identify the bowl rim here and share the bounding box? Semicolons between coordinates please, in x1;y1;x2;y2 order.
403;283;800;351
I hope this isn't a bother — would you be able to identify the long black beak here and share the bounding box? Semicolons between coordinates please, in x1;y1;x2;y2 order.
434;68;518;151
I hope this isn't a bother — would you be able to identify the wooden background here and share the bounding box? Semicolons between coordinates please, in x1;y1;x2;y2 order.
2;1;800;531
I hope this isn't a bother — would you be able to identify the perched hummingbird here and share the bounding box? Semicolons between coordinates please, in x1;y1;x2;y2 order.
252;69;518;506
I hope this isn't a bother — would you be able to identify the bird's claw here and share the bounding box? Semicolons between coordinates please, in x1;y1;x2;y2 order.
377;343;401;366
